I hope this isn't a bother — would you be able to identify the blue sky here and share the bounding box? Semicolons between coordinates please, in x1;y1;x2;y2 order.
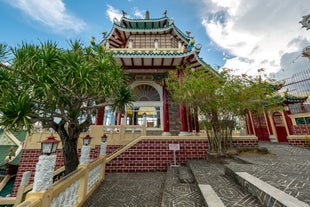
1;0;310;77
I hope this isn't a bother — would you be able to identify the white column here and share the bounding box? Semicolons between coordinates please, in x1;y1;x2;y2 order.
100;141;107;155
80;145;91;165
32;154;56;192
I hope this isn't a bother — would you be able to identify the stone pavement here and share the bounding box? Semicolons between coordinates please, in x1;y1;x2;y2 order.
226;142;310;205
83;142;310;206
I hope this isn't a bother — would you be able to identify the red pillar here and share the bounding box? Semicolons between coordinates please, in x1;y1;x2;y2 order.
194;107;200;134
283;108;293;135
162;84;170;135
179;104;188;133
117;110;122;125
246;111;254;135
95;107;105;125
187;107;193;133
265;111;273;135
178;69;188;135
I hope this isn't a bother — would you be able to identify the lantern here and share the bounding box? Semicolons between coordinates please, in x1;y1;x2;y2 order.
41;134;60;155
83;134;93;146
101;134;108;142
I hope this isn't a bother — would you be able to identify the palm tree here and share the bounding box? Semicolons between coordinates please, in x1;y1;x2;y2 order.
0;41;128;174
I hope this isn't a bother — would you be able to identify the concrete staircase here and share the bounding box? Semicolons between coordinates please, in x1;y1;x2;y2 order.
160;159;310;207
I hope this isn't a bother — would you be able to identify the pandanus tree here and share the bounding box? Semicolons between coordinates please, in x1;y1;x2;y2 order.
165;66;281;153
0;41;133;174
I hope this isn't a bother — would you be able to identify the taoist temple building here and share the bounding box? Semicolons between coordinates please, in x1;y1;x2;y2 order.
94;11;218;136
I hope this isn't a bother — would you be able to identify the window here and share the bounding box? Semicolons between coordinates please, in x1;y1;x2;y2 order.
295;117;310;125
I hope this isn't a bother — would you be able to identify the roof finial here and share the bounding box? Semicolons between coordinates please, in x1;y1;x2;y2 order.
145;10;150;20
122;10;127;17
163;10;167;17
102;32;107;38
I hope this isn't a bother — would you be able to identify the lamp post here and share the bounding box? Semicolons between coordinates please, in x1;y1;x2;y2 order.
100;134;108;155
80;134;93;165
41;134;60;155
82;134;93;146
33;134;60;192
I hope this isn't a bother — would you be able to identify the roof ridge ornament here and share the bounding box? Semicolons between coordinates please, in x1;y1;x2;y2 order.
122;10;127;17
300;14;310;30
163;10;167;17
113;17;119;24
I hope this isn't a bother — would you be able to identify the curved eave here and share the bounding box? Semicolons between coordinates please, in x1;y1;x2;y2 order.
101;23;190;49
284;95;308;104
112;51;219;75
120;16;170;29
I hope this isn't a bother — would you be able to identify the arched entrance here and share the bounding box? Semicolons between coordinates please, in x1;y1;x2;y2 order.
272;112;288;142
127;83;163;129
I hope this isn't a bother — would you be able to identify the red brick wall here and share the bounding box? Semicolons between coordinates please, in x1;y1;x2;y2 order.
232;139;258;148
288;139;309;147
293;125;310;135
105;139;208;173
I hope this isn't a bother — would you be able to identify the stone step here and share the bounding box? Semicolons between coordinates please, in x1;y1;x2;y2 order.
160;165;205;207
178;165;195;184
224;167;310;207
188;160;263;207
198;184;225;207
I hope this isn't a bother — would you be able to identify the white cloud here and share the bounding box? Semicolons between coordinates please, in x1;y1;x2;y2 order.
106;5;145;23
133;8;145;19
6;0;86;34
200;0;310;76
106;4;123;22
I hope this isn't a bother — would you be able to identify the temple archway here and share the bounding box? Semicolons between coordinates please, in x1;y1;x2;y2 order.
127;82;163;129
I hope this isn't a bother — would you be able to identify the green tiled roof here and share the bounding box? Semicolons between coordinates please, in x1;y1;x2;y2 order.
120;16;169;29
284;95;308;103
0;176;15;197
10;130;27;142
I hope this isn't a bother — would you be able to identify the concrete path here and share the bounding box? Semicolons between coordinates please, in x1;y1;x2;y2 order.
226;142;310;205
83;172;166;207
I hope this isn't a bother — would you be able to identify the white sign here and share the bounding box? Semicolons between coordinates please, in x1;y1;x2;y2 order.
169;144;180;151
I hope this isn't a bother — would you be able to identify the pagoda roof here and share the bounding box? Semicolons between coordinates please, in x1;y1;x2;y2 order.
283;94;308;104
96;11;219;76
101;13;191;49
120;15;170;29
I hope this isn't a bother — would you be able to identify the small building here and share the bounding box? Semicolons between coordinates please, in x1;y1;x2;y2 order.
246;62;310;146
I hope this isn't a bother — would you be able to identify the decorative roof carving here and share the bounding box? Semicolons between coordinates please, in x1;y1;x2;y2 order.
300;14;310;30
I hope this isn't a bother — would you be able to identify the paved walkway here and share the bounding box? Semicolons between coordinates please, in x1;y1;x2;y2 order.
226;142;310;205
83;142;310;206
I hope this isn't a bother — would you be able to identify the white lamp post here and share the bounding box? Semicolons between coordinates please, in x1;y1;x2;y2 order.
41;134;60;155
80;134;93;164
100;134;108;155
33;134;60;192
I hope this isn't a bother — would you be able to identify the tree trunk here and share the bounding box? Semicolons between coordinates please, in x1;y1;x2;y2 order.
57;127;79;175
